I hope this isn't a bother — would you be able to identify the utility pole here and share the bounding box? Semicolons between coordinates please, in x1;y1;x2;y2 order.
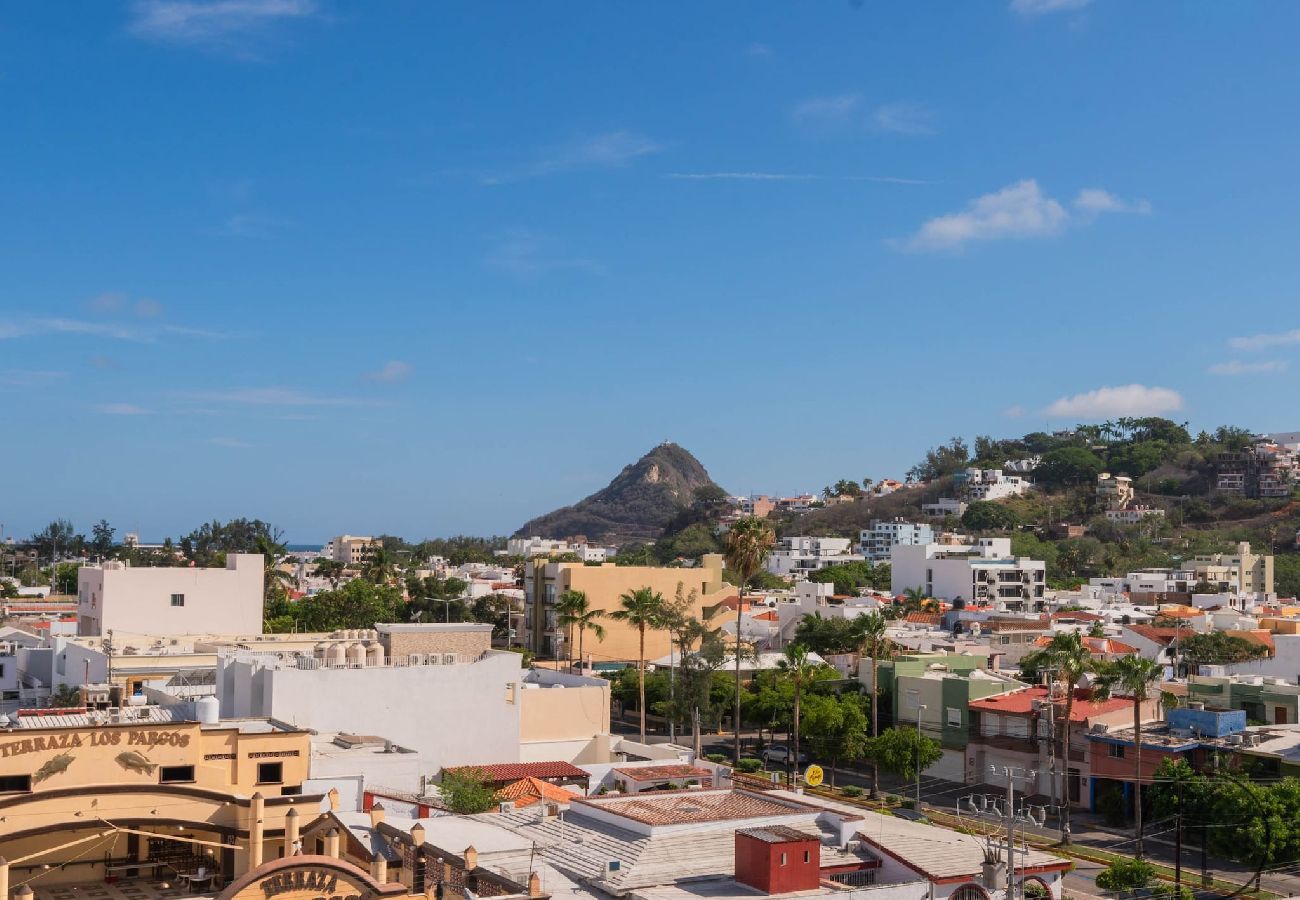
1037;665;1060;835
1174;778;1183;895
976;766;1040;900
915;704;928;807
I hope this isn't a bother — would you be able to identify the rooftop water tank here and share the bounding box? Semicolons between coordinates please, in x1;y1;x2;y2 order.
195;695;220;725
366;642;384;666
326;643;347;666
345;643;366;667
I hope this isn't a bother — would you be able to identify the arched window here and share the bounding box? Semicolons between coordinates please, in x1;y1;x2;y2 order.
950;884;991;900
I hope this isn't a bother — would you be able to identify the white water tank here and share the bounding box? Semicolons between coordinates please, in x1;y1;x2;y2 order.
366;643;384;666
195;695;220;725
346;642;366;667
326;643;347;667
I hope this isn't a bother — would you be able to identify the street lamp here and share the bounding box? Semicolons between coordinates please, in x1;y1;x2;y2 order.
915;704;927;807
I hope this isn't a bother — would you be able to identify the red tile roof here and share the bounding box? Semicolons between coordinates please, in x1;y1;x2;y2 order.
1051;611;1104;622
497;776;580;808
1031;635;1139;655
444;761;588;782
906;613;942;625
612;764;712;781
1125;625;1194;646
969;687;1129;721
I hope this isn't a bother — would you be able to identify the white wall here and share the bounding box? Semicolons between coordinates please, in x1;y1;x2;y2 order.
219;651;524;774
78;554;263;636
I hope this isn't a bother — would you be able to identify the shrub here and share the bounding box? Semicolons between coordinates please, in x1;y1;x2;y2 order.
705;753;729;764
1097;785;1128;828
841;785;864;798
735;758;763;774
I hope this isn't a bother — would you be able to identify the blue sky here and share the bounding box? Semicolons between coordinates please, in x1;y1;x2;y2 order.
4;0;1300;543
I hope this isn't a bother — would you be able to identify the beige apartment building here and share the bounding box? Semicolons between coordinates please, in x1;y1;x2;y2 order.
323;534;379;565
1191;541;1274;594
522;554;738;663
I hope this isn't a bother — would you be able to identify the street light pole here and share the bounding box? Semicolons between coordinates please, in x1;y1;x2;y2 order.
915;704;927;807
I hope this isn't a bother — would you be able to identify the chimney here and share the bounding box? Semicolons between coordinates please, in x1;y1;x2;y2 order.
328;787;340;811
529;872;542;897
464;845;478;870
369;802;385;828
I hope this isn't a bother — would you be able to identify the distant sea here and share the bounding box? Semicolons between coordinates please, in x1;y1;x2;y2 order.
286;543;323;553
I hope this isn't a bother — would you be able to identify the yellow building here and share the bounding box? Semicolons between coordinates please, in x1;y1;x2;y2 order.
0;707;313;897
522;554;737;663
1190;542;1273;594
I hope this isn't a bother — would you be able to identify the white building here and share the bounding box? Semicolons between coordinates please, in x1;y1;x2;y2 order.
955;468;1032;502
507;536;571;558
766;537;864;578
1105;506;1166;525
891;538;1046;606
1097;473;1135;509
77;554;263;637
858;519;934;563
323;535;378;565
922;498;968;518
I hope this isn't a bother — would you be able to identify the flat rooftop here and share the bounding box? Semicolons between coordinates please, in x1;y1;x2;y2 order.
571;788;817;828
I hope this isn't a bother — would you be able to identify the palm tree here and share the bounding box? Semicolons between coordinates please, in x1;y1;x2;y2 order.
724;516;776;762
556;590;605;672
255;533;293;601
852;611;890;797
777;643;821;785
901;586;926;613
609;587;666;743
1095;655;1164;857
362;545;396;585
1022;631;1093;844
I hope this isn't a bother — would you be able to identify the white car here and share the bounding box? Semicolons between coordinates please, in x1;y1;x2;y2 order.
760;745;808;766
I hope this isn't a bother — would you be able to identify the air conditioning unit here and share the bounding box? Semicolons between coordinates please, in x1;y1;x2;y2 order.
1226;734;1244;746
845;840;862;853
498;801;513;814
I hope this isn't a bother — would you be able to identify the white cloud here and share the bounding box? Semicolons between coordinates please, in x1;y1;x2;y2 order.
214;213;291;238
746;42;771;57
1045;384;1184;419
127;0;318;48
1228;328;1300;350
87;292;126;313
134;298;165;317
96;403;154;415
872;102;935;136
1002;405;1027;418
363;360;412;384
1010;0;1092;15
1207;360;1289;376
0;316;231;342
900;179;1150;252
176;387;377;406
900;179;1068;251
0;370;68;388
790;94;862;125
486;131;661;184
1073;188;1152;216
664;172;933;185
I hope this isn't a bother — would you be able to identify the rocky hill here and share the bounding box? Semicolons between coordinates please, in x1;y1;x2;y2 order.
515;443;724;545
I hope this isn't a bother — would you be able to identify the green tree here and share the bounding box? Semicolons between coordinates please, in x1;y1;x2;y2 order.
556;589;606;670
90;519;116;558
1019;631;1093;843
724;516;776;761
1094;858;1157;897
50;684;82;708
361;544;397;585
801;693;868;787
1095;655;1165;856
1179;632;1270;668
961;501;1020;531
908;437;970;482
777;644;823;783
438;768;500;814
852;611;890;797
609;586;666;743
1034;447;1106;488
866;726;942;784
30;519;77;564
290;579;403;631
793;613;863;655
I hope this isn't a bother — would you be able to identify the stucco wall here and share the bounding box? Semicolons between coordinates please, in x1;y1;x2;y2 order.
78;554;263;636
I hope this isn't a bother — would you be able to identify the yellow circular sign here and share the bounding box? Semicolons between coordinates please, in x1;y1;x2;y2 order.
804;764;824;787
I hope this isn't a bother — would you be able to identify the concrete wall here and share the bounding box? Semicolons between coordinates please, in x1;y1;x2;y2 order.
78;554;263;636
377;623;493;660
220;651;524;774
519;672;611;763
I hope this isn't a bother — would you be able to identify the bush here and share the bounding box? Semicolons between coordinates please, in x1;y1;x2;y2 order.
735;758;763;774
1097;785;1128;828
705;753;729;764
900;798;916;810
841;785;864;798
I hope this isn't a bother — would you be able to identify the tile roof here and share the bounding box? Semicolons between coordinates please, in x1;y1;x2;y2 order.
572;788;813;827
445;761;589;782
906;613;942;625
612;765;712;782
1125;625;1195;645
498;776;580;808
969;687;1130;721
1031;635;1139;655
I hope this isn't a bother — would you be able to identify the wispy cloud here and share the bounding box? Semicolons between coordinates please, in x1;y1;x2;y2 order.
485;131;662;185
1208;360;1289;376
1228;328;1300;351
0;316;232;342
213;213;292;238
175;386;379;407
1002;405;1027;418
898;179;1149;252
134;298;165;317
96;403;155;416
484;232;603;278
664;172;933;185
1045;384;1184;419
746;42;771;58
126;0;319;54
209;436;253;448
363;360;412;384
790;93;862;126
0;370;68;388
89;356;119;370
872;102;935;136
1010;0;1092;14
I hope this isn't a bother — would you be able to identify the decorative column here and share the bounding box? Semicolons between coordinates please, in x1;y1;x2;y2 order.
248;792;265;872
284;807;300;857
324;828;341;859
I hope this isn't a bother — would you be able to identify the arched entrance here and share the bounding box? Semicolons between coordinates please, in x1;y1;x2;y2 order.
218;855;409;900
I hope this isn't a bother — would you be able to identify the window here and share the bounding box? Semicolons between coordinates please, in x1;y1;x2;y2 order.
904;690;920;711
779;853;787;866
947;707;962;728
1108;744;1126;759
0;774;31;793
160;765;195;783
170;594;185;607
257;762;283;784
803;851;811;864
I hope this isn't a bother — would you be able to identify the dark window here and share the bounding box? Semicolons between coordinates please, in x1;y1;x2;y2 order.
1108;744;1126;759
170;594;185;607
281;784;302;795
779;853;787;866
803;851;811;864
257;762;283;784
0;774;31;793
159;765;195;783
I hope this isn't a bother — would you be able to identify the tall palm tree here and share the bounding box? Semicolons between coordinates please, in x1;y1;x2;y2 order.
1095;654;1164;857
362;544;396;585
609;587;665;743
777;643;821;784
724;516;776;762
556;590;605;672
1022;631;1093;844
852;611;890;797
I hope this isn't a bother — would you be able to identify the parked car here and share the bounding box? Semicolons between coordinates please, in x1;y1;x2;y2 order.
760;745;808;766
